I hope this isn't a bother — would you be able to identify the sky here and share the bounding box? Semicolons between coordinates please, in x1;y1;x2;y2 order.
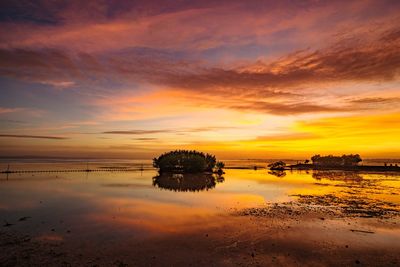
0;0;399;159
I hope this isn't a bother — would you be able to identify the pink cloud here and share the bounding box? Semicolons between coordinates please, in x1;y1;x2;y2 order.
1;1;398;54
0;107;24;114
0;107;45;117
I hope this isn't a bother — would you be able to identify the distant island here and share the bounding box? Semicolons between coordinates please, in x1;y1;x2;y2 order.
310;154;362;166
268;154;400;172
153;150;225;174
268;161;286;171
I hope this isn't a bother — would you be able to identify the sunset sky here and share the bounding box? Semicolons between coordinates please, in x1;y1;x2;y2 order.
0;0;399;159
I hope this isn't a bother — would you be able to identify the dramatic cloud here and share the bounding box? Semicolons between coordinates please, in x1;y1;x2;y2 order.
1;22;399;91
0;0;399;157
1;23;398;117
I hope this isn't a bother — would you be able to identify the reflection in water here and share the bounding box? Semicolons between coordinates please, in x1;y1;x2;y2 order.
0;163;399;266
268;170;286;178
312;171;363;182
0;164;399;266
152;173;224;192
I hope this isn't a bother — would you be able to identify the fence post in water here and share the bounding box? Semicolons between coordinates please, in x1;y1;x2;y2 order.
86;162;90;172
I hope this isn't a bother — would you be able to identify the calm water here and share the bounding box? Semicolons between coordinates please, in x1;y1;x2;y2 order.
1;161;399;257
0;162;400;228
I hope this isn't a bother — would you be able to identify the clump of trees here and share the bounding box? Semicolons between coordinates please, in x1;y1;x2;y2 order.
153;150;224;173
268;161;286;170
311;154;362;166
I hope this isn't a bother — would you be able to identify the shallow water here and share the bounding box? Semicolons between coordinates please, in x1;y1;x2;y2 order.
1;163;399;234
1;162;399;266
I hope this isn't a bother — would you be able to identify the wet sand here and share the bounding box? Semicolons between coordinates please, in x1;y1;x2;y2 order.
1;211;399;266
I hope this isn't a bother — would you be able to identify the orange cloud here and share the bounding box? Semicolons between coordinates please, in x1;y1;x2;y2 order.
0;134;68;140
1;0;399;158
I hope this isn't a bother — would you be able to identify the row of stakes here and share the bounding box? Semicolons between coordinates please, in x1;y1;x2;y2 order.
1;164;146;174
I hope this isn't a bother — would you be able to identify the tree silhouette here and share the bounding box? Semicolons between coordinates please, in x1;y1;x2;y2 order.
153;150;223;173
310;154;362;166
268;161;286;170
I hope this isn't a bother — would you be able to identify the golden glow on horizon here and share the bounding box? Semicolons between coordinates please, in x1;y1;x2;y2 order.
1;111;399;159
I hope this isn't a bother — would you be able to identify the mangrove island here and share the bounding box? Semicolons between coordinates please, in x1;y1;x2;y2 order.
289;154;400;172
153;150;225;174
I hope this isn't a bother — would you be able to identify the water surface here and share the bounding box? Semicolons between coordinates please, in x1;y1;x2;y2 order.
1;162;399;266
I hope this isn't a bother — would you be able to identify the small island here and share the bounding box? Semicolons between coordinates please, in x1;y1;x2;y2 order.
284;154;400;172
153;150;225;174
267;161;286;171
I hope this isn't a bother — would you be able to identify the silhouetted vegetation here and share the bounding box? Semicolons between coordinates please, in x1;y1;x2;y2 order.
216;161;225;170
153;150;224;173
289;153;400;172
268;161;286;170
215;161;225;174
311;154;362;166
